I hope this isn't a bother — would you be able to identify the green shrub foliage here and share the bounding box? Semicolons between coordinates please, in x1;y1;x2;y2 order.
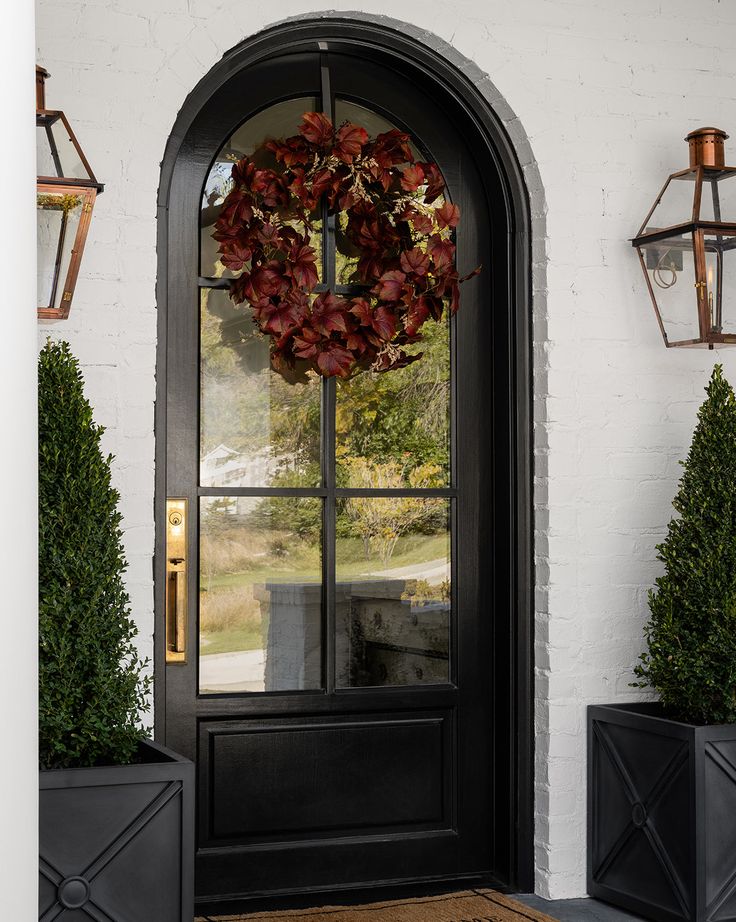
39;340;150;769
634;364;736;725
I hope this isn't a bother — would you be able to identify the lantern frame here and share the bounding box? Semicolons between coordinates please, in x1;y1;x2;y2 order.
37;182;97;319
36;67;103;320
632;128;736;348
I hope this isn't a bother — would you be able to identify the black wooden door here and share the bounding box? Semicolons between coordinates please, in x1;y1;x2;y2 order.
161;42;500;908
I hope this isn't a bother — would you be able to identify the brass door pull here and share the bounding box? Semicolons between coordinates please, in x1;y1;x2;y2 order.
166;499;188;663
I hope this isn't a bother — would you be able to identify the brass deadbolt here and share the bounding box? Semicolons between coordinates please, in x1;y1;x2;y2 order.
169;510;183;528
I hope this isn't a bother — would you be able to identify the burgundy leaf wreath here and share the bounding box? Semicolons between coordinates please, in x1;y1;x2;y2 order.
212;111;480;379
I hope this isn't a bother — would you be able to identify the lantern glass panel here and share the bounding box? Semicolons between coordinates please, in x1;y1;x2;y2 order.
36;114;88;181
704;231;736;335
638;232;700;343
699;171;736;225
37;190;84;312
643;171;697;233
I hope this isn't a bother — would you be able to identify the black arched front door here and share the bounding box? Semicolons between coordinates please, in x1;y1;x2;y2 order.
157;22;532;911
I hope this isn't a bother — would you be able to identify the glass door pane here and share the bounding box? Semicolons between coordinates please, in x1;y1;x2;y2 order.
335;317;451;487
200;96;321;280
199;496;323;694
335;497;451;687
200;289;322;488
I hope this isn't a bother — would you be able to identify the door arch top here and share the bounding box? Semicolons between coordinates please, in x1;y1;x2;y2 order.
158;12;545;235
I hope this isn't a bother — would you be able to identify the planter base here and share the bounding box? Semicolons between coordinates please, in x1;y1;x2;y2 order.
39;739;193;922
588;703;736;922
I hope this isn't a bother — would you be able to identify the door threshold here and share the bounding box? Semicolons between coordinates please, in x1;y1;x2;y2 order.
195;872;510;917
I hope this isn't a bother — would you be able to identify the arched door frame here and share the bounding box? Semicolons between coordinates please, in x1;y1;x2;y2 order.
155;16;534;892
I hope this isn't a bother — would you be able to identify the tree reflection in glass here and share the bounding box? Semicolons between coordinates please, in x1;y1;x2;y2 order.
200;289;321;488
336;318;450;487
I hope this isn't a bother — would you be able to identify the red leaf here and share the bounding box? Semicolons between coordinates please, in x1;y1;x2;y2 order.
311;291;350;335
428;235;456;273
401;208;434;235
426;294;446;322
354;217;387;251
293;327;321;359
435;201;460;229
242;263;289;303
287;169;316;210
253;171;288;208
350;298;396;341
400;247;431;277
459;264;483;283
366;159;393;191
337;188;360;211
286;243;319;291
260;297;307;336
419;162;445;204
310;168;334;201
370;129;414;168
357;253;386;282
317;342;355;377
228;273;249;305
231;158;257;188
345;330;369;353
299;111;334;148
265;136;309;166
400;163;425;192
349;298;373;327
256;223;281;246
371;306;397;341
404;296;432;336
373;269;407;302
219;240;252;271
335;123;369;163
215;192;254;229
450;280;461;314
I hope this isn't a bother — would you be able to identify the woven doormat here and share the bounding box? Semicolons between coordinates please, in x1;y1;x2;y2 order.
198;889;558;922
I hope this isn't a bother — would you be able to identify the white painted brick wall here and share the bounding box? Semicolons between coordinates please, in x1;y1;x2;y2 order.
35;0;736;901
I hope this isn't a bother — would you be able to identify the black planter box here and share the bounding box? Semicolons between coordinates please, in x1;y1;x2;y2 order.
39;739;194;922
588;703;736;922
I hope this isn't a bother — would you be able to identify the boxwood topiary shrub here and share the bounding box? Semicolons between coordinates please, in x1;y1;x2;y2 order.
39;340;151;769
634;364;736;725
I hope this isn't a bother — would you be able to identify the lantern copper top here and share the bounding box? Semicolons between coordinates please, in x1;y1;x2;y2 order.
686;127;729;169
36;65;49;112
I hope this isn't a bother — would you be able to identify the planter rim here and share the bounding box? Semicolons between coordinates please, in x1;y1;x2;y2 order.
590;701;736;731
39;738;191;777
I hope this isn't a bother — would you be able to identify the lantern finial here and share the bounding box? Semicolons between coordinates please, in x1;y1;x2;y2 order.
686;127;729;169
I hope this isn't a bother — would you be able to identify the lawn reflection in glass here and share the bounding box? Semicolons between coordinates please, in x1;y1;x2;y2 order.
199;496;323;694
335;497;451;687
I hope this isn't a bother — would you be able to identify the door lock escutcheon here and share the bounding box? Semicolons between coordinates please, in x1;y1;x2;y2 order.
166;498;188;664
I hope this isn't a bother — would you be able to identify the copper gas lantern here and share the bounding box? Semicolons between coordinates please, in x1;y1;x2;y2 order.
632;127;736;348
36;66;104;320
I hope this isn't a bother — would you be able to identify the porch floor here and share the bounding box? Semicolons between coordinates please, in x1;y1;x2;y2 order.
516;894;645;920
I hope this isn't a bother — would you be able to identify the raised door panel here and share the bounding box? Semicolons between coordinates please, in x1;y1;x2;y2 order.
198;710;453;847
